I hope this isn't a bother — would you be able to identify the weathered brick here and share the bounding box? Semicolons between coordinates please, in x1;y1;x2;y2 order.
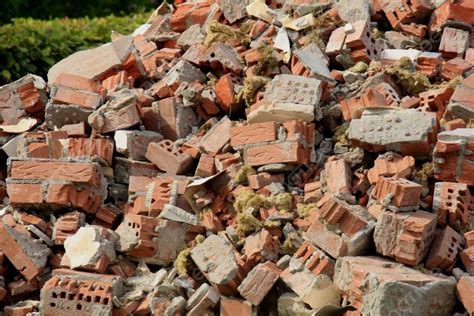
374;210;437;266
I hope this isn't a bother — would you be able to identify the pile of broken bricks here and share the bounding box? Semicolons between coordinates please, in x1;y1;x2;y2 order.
0;0;474;315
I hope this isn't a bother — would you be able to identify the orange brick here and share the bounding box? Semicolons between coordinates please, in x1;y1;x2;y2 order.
230;122;278;147
433;182;471;228
425;226;463;272
373;177;422;209
146;140;193;175
245;142;309;166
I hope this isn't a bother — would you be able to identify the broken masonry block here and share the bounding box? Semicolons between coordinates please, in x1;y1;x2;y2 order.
115;214;188;265
372;177;422;211
439;27;470;59
433;129;474;185
237;261;281;306
374;210;437;266
433;182;471;228
304;195;375;258
247;74;323;124
425;226;464;272
40;269;123;316
367;152;415;185
190;234;239;286
152;97;198;141
457;275;474;315
52;211;86;245
88;90;141;134
6;158;106;214
0;74;48;124
323;158;352;196
280;241;340;309
146;140;194;175
419;86;454;120
115;130;163;161
0;224;50;280
445;73;474;122
220;297;253;316
243;229;280;263
348;108;438;156
199;116;232;156
334;256;456;315
416;52;442;77
61;226;118;273
149;60;206;99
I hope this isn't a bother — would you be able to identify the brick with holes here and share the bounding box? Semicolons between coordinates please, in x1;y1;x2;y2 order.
372;177;422;211
425;226;464;272
433;182;471;228
40;269;123;316
374;210;437;266
146;140;193;175
433;129;474;185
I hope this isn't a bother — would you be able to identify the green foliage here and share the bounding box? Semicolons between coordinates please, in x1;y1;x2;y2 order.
0;0;160;24
0;12;150;84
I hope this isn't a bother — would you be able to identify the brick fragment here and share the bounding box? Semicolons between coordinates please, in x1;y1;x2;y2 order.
52;211;86;245
457;276;474;315
425;226;464;272
334;256;456;314
348;108;437;156
367;153;415;184
433;129;474;185
0;224;50;280
433;182;471;228
280;241;340;309
247;74;323;124
146;140;193;175
439;27;470;59
374;210;437;266
115;130;163;161
40;270;122;316
304;196;375;258
372;177;422;211
238;262;280;306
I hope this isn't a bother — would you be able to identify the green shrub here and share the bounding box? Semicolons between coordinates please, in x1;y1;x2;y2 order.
0;12;151;84
0;0;159;24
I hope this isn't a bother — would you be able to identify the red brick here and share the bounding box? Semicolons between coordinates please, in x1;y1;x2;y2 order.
215;74;238;113
0;224;50;280
433;182;471;228
195;153;216;178
373;177;422;209
146;140;193;175
324;158;351;195
237;261;281;306
230;122;278;147
425;226;463;272
367;154;415;184
220;297;253;316
457;276;474;315
245;142;309;166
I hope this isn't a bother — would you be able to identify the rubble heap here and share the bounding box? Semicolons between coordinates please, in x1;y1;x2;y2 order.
0;0;474;315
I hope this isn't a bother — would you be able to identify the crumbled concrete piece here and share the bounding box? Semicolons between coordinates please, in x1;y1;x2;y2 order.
334;256;456;315
335;0;370;23
348;108;437;156
62;226;118;273
158;204;198;225
190;234;239;286
248;74;323;123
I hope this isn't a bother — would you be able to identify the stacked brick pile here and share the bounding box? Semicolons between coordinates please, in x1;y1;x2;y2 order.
0;0;474;315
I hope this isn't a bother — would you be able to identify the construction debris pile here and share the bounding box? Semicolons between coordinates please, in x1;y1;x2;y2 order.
0;0;474;315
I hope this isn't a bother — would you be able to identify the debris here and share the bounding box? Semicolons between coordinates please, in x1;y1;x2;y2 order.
1;1;474;314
